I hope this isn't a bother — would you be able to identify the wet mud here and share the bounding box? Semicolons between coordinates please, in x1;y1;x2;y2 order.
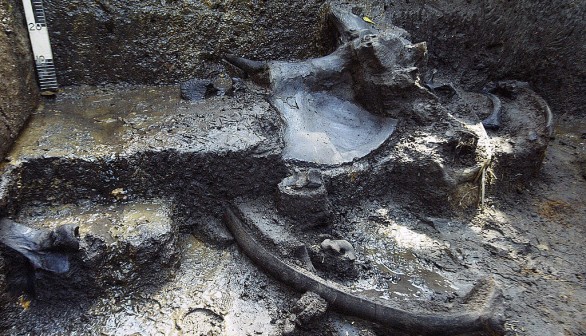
0;3;584;336
0;82;582;335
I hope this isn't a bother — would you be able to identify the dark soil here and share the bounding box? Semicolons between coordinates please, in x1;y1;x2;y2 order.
0;1;584;336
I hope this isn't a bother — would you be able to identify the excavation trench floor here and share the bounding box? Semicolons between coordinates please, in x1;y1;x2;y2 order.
0;86;585;335
5;85;277;161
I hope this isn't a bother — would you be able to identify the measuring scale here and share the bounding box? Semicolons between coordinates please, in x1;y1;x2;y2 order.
21;0;58;94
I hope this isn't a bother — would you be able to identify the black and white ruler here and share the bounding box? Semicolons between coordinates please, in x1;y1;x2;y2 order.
21;0;58;93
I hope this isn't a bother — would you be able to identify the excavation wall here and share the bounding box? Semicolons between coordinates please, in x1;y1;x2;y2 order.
0;0;39;161
39;0;585;116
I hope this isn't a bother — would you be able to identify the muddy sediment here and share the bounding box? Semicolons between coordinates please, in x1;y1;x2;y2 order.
0;2;584;336
0;91;570;333
0;89;584;335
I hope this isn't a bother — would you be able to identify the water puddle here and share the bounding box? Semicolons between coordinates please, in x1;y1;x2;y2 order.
14;200;172;247
5;85;275;162
349;210;458;300
358;248;454;300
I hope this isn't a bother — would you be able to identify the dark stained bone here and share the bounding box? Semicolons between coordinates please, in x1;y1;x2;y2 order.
482;92;503;130
482;80;554;135
537;94;554;137
225;8;552;167
423;69;457;100
223;205;505;335
0;218;79;273
225;8;437;164
224;54;267;75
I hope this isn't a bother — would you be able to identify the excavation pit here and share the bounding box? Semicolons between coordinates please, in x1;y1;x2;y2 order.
0;2;584;335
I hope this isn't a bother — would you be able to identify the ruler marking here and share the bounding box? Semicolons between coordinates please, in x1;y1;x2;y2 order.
21;0;58;92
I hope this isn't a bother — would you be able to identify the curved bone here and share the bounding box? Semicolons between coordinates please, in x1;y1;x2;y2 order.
482;93;502;130
223;205;504;335
533;94;554;137
486;80;553;136
224;54;267;75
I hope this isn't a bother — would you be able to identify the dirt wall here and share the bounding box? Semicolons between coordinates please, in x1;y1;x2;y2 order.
385;0;585;117
42;0;584;117
43;0;329;85
0;0;39;161
0;254;7;330
0;2;37;323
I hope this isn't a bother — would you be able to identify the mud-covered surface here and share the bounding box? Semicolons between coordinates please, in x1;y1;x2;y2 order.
1;125;584;334
0;84;287;219
1;232;289;335
9;200;178;294
0;84;583;334
4;85;281;160
0;2;584;334
0;223;395;335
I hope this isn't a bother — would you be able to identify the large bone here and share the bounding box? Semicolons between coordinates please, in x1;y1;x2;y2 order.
224;8;435;164
223;205;504;335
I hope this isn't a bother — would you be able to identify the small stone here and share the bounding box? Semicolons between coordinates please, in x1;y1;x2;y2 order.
180;78;213;101
320;239;356;261
291;292;328;326
111;187;128;201
212;72;233;95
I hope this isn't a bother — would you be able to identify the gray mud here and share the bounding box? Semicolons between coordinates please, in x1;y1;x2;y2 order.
0;84;584;335
0;85;582;335
0;2;584;336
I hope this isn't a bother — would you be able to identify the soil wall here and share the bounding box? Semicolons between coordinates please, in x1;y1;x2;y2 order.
41;0;584;116
0;2;38;322
0;0;39;161
386;0;585;117
43;0;329;85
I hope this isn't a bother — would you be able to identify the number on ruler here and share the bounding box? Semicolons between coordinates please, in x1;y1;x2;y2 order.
22;0;58;92
28;22;43;30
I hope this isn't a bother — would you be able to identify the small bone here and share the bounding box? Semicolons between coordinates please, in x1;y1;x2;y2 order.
320;239;356;261
224;54;267;74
